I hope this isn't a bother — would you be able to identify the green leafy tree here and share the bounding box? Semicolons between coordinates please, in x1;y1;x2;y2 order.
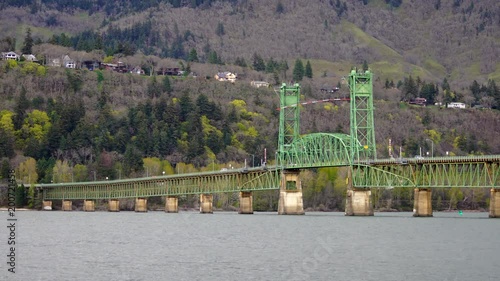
16;157;38;185
292;59;304;82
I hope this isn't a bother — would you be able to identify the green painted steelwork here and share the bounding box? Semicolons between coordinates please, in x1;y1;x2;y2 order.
352;160;500;188
349;69;376;161
40;168;280;200
34;69;500;201
280;133;352;168
278;83;301;167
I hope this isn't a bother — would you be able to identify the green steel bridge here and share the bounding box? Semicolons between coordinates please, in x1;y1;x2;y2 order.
36;70;500;202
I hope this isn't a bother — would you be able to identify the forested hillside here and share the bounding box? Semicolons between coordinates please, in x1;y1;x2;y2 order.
0;0;499;211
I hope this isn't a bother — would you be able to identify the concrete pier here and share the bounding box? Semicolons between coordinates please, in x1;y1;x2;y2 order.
62;200;72;211
108;199;120;212
165;196;179;213
83;200;95;212
42;200;52;211
278;171;304;215
135;198;148;212
345;188;373;216
200;194;213;213
238;192;253;214
490;189;500;218
413;188;433;217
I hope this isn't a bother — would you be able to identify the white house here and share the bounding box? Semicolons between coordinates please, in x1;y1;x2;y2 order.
22;54;38;62
251;81;270;88
215;72;237;82
447;102;466;109
1;51;20;60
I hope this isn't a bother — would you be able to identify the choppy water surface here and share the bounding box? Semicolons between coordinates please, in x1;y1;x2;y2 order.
2;211;499;281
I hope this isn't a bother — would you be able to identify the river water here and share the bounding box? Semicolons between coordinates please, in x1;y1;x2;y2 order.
1;211;499;281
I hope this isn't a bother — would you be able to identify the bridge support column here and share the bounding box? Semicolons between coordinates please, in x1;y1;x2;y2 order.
165;196;178;213
345;188;373;216
278;171;304;215
108;199;120;212
135;198;148;212
83;200;95;212
413;188;433;217
345;168;373;216
42;200;52;211
239;192;253;214
62;200;72;211
490;189;500;218
200;194;213;214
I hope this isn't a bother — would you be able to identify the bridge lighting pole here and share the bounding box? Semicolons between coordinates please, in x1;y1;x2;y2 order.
425;139;434;158
248;154;255;168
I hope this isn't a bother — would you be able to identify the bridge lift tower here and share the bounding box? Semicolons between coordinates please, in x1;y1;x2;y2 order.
349;69;376;161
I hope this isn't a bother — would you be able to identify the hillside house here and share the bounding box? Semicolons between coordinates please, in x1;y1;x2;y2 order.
157;67;180;76
63;55;76;68
82;60;101;71
215;71;237;82
22;54;38;63
250;81;270;88
447;102;466;109
130;66;145;75
1;51;20;60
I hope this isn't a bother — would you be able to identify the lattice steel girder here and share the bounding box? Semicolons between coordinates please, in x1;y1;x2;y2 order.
278;83;301;166
352;161;500;188
39;169;280;200
349;69;376;161
282;133;353;168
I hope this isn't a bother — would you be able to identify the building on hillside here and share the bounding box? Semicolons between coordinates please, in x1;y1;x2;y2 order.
215;71;237;82
22;54;39;63
447;102;466;109
130;66;145;75
82;60;101;71
250;81;270;88
1;51;20;60
409;97;427;106
157;67;180;76
63;55;76;68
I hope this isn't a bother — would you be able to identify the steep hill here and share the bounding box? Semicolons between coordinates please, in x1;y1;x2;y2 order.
1;0;499;87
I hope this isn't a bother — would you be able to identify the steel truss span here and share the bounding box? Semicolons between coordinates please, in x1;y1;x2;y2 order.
352;160;500;188
41;169;280;200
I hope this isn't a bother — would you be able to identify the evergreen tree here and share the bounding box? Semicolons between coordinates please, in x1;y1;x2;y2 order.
305;60;313;78
147;76;161;99
1;159;10;180
188;48;199;62
252;53;266;72
275;2;285;14
13;87;30;130
216;22;225;36
21;28;34;54
441;77;450;92
292;59;304;82
362;60;369;71
234;57;247;67
162;75;172;93
402;76;418;101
